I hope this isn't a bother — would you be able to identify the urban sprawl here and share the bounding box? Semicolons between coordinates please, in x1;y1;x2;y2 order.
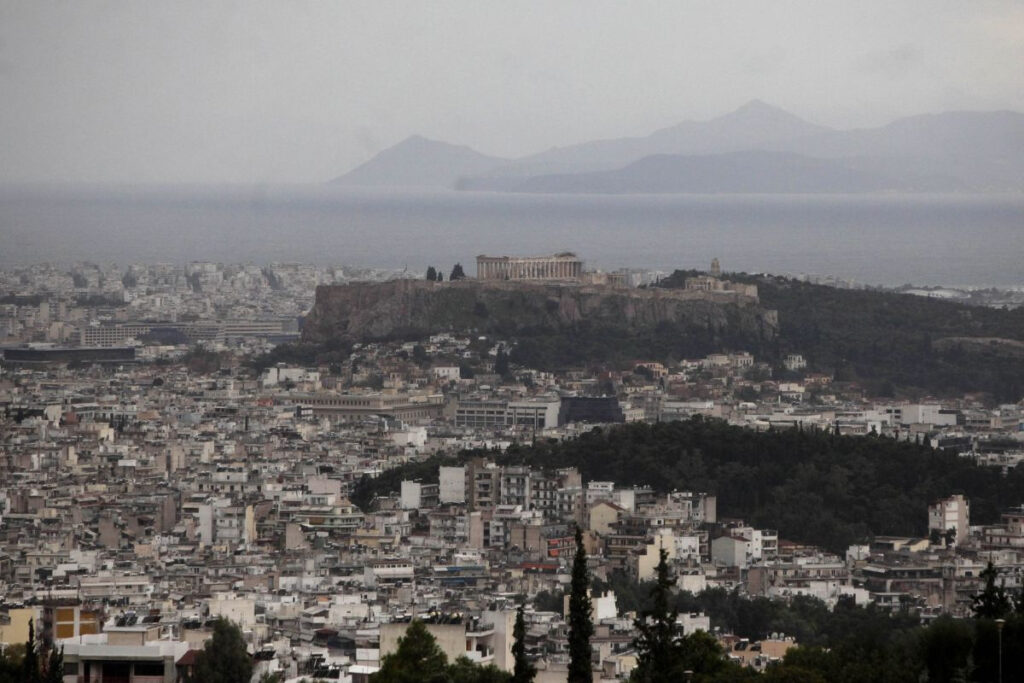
1;259;1023;682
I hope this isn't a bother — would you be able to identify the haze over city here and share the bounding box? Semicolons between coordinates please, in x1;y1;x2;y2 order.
2;4;1024;683
2;1;1024;184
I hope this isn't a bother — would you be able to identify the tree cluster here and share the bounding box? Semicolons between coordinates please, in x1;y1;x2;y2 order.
425;265;465;282
0;619;64;683
625;551;1024;682
496;418;1024;552
352;417;1024;551
661;271;1024;401
630;550;746;683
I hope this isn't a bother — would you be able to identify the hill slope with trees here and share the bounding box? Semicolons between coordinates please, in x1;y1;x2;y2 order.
354;418;1024;552
658;272;1024;401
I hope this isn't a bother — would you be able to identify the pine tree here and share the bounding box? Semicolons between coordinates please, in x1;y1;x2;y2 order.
631;547;683;682
972;561;1011;619
567;526;594;683
512;604;535;683
426;266;437;282
189;618;253;683
375;620;450;683
450;263;466;281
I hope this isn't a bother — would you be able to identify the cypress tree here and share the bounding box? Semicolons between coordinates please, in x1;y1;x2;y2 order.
426;266;437;281
43;646;63;683
567;526;593;682
23;618;39;683
495;350;510;377
512;604;535;683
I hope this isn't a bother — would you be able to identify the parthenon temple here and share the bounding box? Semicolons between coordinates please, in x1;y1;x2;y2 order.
476;253;583;280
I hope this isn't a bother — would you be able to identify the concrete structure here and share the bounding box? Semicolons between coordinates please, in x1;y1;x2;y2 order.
288;392;445;423
438;466;466;504
60;627;190;683
400;480;438;510
0;607;38;646
929;494;970;545
476;253;583;280
454;398;561;430
712;536;752;569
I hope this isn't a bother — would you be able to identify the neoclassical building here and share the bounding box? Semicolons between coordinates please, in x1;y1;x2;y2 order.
476;252;583;280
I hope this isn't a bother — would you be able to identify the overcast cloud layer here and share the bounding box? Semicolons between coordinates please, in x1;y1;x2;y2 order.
2;1;1023;184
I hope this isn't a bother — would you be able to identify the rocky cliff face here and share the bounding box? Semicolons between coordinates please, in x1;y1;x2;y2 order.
302;279;777;344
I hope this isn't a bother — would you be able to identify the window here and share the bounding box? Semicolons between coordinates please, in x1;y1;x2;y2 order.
135;661;165;676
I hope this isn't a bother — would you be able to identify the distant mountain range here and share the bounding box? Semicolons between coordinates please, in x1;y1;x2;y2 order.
331;101;1024;193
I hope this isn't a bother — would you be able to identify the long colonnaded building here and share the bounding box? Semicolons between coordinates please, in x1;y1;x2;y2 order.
476;252;583;280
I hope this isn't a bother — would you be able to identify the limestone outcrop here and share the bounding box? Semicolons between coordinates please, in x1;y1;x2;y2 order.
302;279;777;344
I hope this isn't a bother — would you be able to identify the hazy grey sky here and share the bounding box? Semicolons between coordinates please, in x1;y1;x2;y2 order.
2;1;1023;184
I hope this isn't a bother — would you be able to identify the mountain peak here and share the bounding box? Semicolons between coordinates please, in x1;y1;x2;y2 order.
332;135;506;188
724;99;811;124
737;98;776;112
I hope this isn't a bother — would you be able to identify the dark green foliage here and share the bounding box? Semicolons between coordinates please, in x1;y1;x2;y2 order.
972;561;1011;619
450;264;466;281
512;604;535;683
42;646;63;683
426;266;438;281
182;347;228;374
494;350;510;377
673;630;732;680
769;613;1024;683
567;527;594;682
23;619;39;683
531;589;565;613
761;665;826;683
412;344;429;365
508;316;752;373
247;340;353;372
350;453;459;511
189;618;253;683
971;615;1024;683
0;644;24;683
496;419;1024;552
375;620;449;683
447;657;512;683
0;293;45;305
919;615;972;683
660;272;1024;400
373;622;512;683
351;418;1024;551
631;548;685;683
